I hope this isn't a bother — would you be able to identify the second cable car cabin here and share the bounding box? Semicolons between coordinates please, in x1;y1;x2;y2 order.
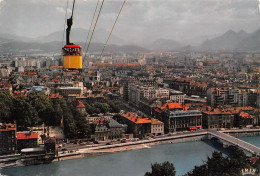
63;45;82;69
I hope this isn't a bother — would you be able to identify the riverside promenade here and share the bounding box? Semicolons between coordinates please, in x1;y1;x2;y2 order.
78;129;260;156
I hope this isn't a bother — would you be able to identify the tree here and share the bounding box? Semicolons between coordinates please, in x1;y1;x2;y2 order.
12;97;39;130
85;103;96;115
108;102;120;113
51;101;63;126
145;161;176;176
94;103;109;114
0;91;14;122
206;151;230;176
187;147;255;176
186;165;208;176
27;92;54;126
71;104;90;138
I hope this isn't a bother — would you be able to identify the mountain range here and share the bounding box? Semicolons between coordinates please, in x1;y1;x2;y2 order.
1;28;260;53
0;28;148;53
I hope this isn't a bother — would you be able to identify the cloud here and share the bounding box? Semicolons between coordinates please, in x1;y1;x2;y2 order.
56;7;65;13
0;0;259;46
56;7;72;14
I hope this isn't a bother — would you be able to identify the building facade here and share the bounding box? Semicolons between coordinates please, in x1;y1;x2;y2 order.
151;118;164;136
16;132;38;152
94;119;126;141
154;103;202;132
0;123;16;155
202;108;234;129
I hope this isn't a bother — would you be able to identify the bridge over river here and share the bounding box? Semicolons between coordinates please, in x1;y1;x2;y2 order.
208;129;260;156
79;129;260;157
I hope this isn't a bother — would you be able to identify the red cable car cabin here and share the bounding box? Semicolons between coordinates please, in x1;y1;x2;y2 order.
63;45;82;69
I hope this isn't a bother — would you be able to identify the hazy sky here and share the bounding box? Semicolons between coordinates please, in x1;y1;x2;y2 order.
0;0;260;45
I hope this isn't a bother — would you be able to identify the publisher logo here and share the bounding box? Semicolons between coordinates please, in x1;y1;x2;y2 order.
241;168;256;175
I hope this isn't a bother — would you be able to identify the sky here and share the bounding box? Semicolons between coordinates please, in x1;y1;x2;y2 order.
0;0;260;45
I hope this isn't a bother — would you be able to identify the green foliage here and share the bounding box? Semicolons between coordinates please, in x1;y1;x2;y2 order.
12;97;39;130
94;103;109;114
145;161;176;176
0;91;14;122
59;100;90;139
85;102;120;115
70;104;90;138
0;91;92;139
108;102;120;113
187;146;255;176
27;92;55;126
51;102;63;126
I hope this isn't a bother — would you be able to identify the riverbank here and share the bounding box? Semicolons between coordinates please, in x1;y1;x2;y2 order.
2;133;260;176
55;129;260;162
2;140;231;176
55;132;207;161
2;129;260;168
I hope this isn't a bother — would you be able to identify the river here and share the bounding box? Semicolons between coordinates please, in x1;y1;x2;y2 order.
1;136;260;176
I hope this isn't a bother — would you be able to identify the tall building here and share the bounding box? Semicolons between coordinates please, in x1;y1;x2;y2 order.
114;112;163;138
0;123;16;155
202;108;234;129
169;90;185;103
123;82;129;101
207;88;249;107
154;103;202;132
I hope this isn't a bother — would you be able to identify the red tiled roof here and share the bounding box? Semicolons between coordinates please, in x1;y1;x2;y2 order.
0;82;12;88
240;112;254;119
202;108;232;115
52;78;60;83
20;72;37;75
228;107;255;114
93;63;112;66
16;132;38;140
13;90;20;94
151;118;163;125
48;94;63;99
159;103;188;111
13;90;27;98
191;82;208;87
75;100;85;108
122;112;151;124
0;123;16;132
114;63;141;67
93;120;108;125
50;66;64;69
154;108;162;114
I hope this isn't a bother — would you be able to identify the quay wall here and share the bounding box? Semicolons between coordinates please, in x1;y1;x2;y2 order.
159;135;207;144
223;131;260;138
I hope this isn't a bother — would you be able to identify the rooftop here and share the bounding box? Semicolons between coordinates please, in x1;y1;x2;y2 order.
16;132;38;140
74;100;85;108
202;108;232;115
0;123;16;132
160;102;188;111
122;112;151;124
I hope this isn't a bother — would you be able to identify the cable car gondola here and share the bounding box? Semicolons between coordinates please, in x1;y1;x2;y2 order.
62;0;82;70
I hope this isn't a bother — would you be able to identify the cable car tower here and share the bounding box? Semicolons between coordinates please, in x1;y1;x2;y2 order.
63;0;82;70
